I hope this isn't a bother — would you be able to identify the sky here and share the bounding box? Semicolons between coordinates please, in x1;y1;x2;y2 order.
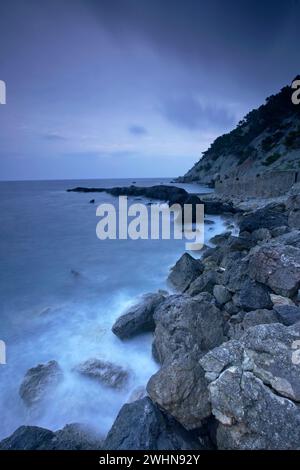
0;0;299;180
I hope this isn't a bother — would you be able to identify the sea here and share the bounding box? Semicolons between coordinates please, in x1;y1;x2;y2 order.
0;177;229;439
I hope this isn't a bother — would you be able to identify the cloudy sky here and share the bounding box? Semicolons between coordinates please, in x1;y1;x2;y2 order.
0;0;299;180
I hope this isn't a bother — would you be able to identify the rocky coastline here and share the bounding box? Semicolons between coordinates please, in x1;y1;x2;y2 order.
1;183;300;450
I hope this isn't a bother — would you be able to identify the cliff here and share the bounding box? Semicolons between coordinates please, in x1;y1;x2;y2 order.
177;78;300;185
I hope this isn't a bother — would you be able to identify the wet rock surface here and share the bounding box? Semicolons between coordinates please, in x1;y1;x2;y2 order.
19;360;63;408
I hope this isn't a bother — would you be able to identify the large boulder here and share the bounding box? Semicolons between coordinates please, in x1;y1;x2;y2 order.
0;424;103;450
239;204;288;233
73;359;129;389
200;323;300;449
147;354;211;430
167;253;204;292
103;397;205;450
248;244;300;298
152;294;225;364
112;292;166;339
19;360;63;407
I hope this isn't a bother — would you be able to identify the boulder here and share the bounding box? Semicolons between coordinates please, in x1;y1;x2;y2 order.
251;228;271;242
147;354;211;430
112;292;166;339
226;236;255;252
200;323;300;449
213;285;232;305
273;305;300;326
287;194;300;229
73;359;129;389
103;397;205;450
0;424;103;450
232;278;273;311
19;360;63;407
211;367;300;450
187;270;219;296
52;423;103;450
152;294;224;364
167;253;204;292
0;426;55;450
228;309;279;340
270;294;295;307
127;386;147;403
248;244;300;298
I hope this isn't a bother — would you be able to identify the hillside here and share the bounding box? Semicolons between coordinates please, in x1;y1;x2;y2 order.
177;78;300;185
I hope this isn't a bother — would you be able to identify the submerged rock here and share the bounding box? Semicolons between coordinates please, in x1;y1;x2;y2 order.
112;292;166;339
147;354;211;430
103;397;206;450
19;360;63;408
73;359;129;389
167;253;204;292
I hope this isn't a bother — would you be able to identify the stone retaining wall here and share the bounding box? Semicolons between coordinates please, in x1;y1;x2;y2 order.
215;171;298;197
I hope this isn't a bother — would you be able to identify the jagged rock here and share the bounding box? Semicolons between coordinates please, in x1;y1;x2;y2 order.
147;354;211;430
228;309;279;340
0;424;103;450
127;386;147;403
167;253;204;292
213;285;232;305
248;243;300;298
19;360;63;407
239;204;288;233
273;305;300;326
152;294;224;364
112;292;166;339
200;323;300;449
232;278;273;311
73;359;129;389
103;397;205;450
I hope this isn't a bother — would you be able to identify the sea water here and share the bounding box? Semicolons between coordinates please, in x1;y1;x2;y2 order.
0;178;227;439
